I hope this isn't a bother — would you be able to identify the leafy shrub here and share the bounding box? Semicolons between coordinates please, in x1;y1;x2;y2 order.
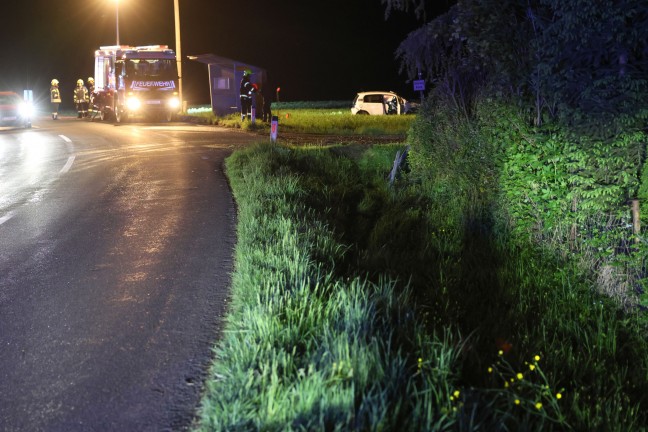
639;157;648;224
402;93;648;429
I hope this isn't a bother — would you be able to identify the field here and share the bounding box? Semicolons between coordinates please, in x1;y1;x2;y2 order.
186;102;415;136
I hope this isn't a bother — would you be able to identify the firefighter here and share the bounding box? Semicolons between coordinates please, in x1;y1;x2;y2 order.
384;94;398;115
86;77;95;119
50;79;61;120
74;79;89;118
239;69;255;121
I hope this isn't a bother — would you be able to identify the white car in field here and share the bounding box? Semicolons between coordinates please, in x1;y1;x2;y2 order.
351;91;413;115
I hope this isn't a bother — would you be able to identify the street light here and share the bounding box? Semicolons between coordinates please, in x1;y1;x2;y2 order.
174;0;183;110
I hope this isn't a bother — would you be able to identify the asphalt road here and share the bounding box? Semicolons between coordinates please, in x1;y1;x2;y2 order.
0;116;260;431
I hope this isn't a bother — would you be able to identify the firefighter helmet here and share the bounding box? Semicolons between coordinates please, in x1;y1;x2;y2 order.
87;77;94;84
77;79;84;86
51;79;59;86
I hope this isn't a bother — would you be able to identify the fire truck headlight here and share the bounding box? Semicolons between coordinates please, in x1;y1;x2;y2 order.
126;97;141;111
19;102;34;118
168;97;180;109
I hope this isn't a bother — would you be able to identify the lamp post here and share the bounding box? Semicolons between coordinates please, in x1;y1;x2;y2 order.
174;0;183;110
115;0;120;46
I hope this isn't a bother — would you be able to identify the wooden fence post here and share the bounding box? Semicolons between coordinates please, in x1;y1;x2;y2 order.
631;199;640;243
569;195;578;251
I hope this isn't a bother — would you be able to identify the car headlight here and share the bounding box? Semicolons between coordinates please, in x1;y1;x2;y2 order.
126;97;141;111
19;102;34;118
167;97;180;109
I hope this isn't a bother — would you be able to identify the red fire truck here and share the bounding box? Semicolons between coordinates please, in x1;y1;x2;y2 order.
93;45;180;122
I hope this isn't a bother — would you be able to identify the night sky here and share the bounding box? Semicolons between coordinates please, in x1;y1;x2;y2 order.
0;0;447;109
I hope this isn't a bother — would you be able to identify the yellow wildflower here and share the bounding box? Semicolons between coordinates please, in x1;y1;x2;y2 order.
515;399;521;405
453;390;461;399
535;402;543;410
556;393;562;400
517;373;524;380
488;367;493;373
498;350;504;356
534;355;540;362
529;364;536;371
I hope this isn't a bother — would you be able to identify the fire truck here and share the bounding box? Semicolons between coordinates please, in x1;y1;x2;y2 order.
93;45;180;122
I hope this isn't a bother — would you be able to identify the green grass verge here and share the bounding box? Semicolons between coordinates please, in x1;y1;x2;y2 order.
195;142;648;431
185;106;415;136
195;143;461;431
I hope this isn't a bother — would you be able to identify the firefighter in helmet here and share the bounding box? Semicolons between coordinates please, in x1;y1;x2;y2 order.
86;77;95;119
50;79;62;120
239;69;256;121
74;79;89;118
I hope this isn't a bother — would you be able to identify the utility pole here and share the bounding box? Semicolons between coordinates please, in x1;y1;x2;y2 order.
174;0;183;110
115;0;120;46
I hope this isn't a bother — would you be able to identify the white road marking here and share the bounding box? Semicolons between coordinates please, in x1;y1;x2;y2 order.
58;135;75;173
0;212;14;226
60;156;76;174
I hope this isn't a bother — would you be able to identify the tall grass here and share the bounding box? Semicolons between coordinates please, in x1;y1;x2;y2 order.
196;140;647;430
196;143;461;431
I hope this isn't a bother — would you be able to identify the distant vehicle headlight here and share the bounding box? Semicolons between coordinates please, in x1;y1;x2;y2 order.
167;97;180;109
19;102;34;118
126;97;141;111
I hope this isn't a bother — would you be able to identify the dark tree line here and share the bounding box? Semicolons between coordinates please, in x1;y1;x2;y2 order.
384;0;648;135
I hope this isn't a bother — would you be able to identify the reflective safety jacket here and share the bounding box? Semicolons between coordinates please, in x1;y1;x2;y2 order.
240;76;254;99
74;85;89;104
50;86;61;103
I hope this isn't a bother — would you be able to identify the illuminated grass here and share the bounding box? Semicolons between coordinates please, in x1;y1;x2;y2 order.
186;106;415;135
195;142;648;431
195;143;460;431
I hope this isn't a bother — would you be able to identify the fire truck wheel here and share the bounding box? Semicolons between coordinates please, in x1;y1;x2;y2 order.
115;110;128;124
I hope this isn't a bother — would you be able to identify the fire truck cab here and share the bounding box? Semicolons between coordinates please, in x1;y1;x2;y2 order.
94;45;180;122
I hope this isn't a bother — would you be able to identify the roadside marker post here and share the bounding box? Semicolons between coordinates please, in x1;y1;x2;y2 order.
413;77;425;106
414;68;425;106
270;116;278;143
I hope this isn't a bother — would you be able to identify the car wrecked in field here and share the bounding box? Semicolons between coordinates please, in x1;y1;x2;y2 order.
351;91;415;115
0;92;32;128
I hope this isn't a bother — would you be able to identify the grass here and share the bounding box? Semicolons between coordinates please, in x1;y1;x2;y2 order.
185;104;415;136
195;143;461;431
195;141;648;431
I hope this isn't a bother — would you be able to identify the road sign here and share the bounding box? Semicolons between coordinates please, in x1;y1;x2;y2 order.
413;80;425;92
